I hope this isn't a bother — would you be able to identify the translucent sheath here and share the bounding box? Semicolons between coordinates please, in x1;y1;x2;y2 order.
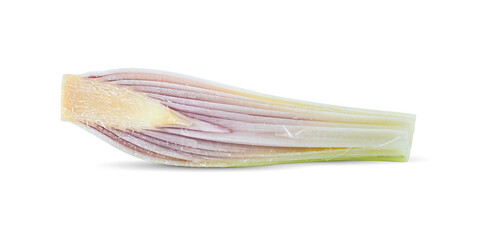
61;69;416;167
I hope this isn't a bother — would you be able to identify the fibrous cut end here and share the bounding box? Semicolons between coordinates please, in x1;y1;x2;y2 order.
61;74;190;131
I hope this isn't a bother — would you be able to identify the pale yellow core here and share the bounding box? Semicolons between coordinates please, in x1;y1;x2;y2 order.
61;74;189;130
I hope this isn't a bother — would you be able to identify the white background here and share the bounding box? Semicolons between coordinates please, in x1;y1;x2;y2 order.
1;0;490;239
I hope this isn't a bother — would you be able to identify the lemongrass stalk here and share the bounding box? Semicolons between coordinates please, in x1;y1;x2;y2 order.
61;69;415;167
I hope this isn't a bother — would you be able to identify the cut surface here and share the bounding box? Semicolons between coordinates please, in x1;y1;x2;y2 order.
61;74;189;131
